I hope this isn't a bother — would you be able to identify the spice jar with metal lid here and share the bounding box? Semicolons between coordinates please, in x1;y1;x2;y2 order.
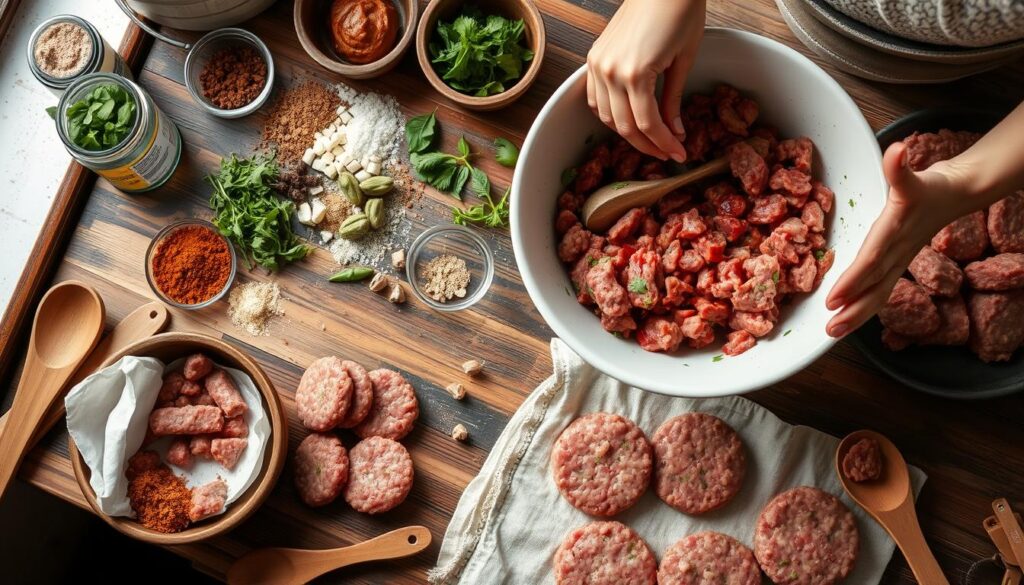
56;73;181;193
27;15;131;95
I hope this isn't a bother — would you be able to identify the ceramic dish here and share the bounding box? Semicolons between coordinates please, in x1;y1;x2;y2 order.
293;0;418;79
183;28;275;118
69;332;288;544
775;0;1018;84
849;108;1024;400
511;27;887;398
799;0;1024;65
416;0;545;111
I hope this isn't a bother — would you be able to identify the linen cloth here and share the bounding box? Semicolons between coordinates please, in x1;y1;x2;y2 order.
429;339;926;584
825;0;1024;47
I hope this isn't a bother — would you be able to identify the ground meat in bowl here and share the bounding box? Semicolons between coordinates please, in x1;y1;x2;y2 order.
555;84;835;358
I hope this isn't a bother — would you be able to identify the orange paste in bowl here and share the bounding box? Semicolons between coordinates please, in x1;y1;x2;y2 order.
330;0;399;64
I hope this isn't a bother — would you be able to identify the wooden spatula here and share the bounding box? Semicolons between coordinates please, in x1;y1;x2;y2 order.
0;301;169;449
227;526;432;585
0;281;105;500
581;155;730;231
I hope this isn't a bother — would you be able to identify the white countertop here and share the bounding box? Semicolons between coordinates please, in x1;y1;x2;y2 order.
0;1;129;314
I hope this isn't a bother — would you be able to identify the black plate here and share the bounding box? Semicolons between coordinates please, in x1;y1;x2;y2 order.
849;107;1024;400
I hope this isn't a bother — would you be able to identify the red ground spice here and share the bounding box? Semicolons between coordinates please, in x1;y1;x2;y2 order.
151;224;232;305
127;465;191;533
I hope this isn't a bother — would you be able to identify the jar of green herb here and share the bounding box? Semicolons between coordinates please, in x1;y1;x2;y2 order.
56;73;181;193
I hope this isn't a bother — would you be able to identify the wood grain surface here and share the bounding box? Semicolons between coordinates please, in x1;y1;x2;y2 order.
2;1;1023;583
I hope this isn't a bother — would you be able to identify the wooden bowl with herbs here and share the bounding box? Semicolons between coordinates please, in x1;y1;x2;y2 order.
294;0;418;79
69;332;287;545
416;0;546;110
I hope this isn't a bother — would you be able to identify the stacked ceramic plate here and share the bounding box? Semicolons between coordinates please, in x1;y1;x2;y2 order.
776;0;1024;83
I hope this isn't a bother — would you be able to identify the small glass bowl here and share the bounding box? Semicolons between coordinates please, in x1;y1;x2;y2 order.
183;28;275;119
406;225;494;312
146;219;236;310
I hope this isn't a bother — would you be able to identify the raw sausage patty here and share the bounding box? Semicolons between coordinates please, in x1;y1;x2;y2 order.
754;486;859;585
295;357;352;432
550;413;652;516
658;531;761;585
554;521;656;585
336;360;374;428
968;290;1024;362
293;432;348;507
652;413;746;515
353;369;419;440
878;278;940;337
343;436;413;514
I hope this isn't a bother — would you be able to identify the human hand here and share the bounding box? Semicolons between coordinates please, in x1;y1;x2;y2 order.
824;142;974;338
586;0;706;163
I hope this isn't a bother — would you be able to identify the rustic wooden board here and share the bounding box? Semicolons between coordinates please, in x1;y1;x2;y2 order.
2;0;1024;583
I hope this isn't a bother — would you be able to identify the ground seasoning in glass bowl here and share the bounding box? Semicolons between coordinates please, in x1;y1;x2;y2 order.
199;45;268;110
147;220;235;307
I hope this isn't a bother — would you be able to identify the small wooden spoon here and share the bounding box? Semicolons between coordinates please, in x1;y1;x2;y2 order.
226;525;432;585
0;281;105;500
836;430;949;585
581;155;730;231
0;301;169;449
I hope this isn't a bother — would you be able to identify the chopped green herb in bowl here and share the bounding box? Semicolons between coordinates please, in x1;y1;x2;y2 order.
429;7;534;97
64;83;136;151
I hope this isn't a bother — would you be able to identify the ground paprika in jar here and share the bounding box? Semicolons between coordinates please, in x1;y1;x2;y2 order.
151;224;233;305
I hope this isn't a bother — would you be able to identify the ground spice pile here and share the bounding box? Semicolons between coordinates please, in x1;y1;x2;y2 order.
422;254;471;302
199;45;267;110
151;224;232;305
228;281;283;336
127;465;191;533
262;81;341;164
34;21;92;78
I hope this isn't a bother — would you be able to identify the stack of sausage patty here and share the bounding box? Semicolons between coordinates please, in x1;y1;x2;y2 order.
880;130;1024;363
291;357;418;513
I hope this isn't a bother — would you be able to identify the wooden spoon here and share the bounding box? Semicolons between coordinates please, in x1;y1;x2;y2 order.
581;155;730;231
227;525;432;585
0;281;105;500
0;301;169;449
836;430;949;585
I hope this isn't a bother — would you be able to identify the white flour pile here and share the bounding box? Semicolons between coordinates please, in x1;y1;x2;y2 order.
228;282;283;336
336;83;405;166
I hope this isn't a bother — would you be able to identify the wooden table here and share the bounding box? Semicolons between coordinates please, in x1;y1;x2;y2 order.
2;0;1023;583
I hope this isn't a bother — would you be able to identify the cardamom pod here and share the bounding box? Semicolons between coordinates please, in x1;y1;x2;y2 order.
365;198;384;229
359;175;394;197
338;213;370;240
328;266;374;283
337;171;364;206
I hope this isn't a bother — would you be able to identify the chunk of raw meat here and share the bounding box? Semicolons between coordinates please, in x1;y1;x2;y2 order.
931;211;989;262
920;295;970;346
968;290;1024;362
878;278;940;337
964;253;1024;291
728;142;768;196
907;246;963;297
988;192;1024;253
636;317;683;353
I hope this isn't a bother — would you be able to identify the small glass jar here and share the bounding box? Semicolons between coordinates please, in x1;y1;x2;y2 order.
56;73;182;193
27;15;131;95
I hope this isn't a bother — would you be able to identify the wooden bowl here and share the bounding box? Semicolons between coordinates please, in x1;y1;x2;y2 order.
69;332;288;544
294;0;419;79
416;0;546;111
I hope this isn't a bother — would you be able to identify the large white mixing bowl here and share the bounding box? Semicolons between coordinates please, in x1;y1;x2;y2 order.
511;28;887;397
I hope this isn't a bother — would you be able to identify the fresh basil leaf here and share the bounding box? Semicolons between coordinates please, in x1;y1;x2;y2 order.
457;136;470;157
493;137;519;167
452;165;470;198
470;167;490;198
405;111;437;153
